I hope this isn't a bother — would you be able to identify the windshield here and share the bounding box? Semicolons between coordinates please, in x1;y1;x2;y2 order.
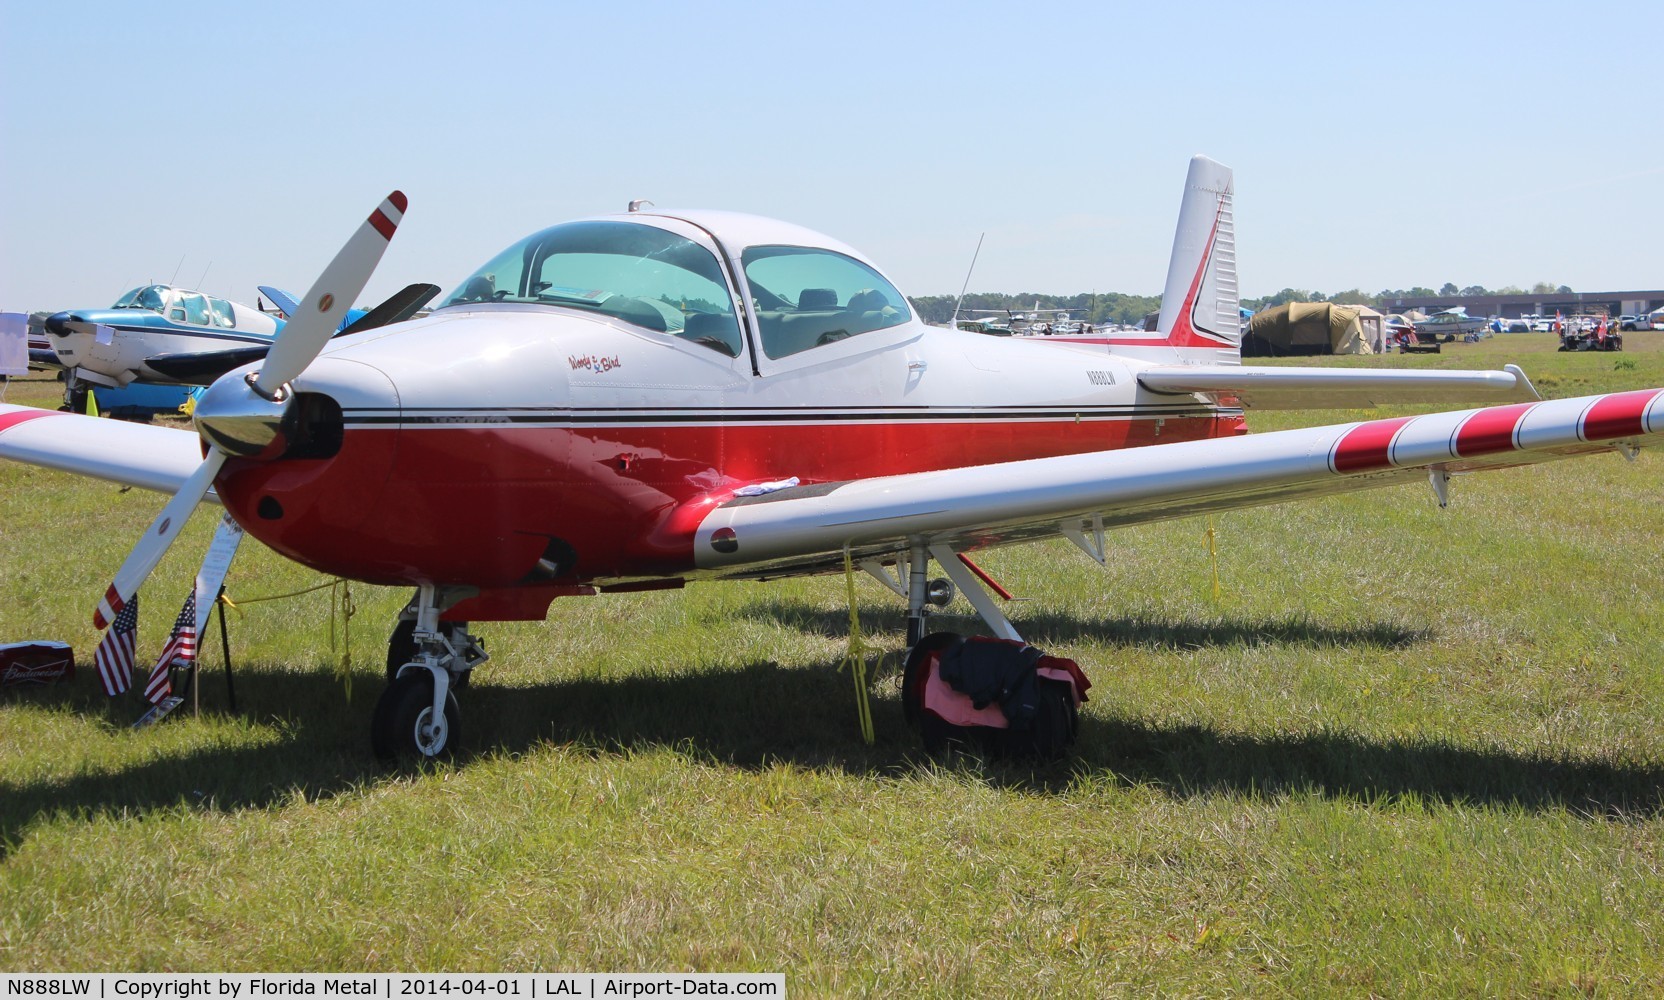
111;285;171;313
441;221;742;356
741;246;911;359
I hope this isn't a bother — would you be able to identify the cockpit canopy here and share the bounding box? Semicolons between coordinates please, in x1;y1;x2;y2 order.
440;217;912;360
442;221;745;355
112;284;241;329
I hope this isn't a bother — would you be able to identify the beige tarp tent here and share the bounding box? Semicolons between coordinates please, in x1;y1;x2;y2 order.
1244;302;1374;356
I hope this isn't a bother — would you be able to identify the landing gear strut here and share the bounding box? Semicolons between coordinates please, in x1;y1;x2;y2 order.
889;541;1083;760
370;585;488;762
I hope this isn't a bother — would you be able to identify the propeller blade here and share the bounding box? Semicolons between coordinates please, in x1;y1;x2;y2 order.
254;191;407;396
93;449;227;629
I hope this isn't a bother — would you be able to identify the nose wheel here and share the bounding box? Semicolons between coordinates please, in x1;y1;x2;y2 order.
371;670;460;760
372;585;488;763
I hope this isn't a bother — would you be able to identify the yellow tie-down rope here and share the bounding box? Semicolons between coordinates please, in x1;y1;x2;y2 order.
218;578;358;695
1205;515;1222;602
841;549;876;745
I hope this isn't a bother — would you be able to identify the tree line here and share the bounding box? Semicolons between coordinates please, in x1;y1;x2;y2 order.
909;281;1576;324
907;291;1162;327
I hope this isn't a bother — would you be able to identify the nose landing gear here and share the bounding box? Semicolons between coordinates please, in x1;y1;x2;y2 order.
371;585;488;762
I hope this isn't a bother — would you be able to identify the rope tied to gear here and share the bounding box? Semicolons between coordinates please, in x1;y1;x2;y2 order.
840;548;876;745
1205;515;1222;603
215;577;357;696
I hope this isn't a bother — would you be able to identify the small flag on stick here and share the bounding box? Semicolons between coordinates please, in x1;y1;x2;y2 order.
144;593;197;705
93;595;139;696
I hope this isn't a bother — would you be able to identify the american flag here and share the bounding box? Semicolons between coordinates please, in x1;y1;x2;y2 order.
144;592;197;705
93;594;139;696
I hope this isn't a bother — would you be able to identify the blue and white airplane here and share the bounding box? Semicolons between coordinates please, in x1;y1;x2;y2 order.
41;281;437;409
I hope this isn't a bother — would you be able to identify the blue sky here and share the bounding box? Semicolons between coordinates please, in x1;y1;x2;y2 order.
2;0;1660;313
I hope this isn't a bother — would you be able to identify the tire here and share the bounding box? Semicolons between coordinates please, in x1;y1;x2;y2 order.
386;618;470;689
371;671;460;762
901;632;965;733
1000;678;1078;761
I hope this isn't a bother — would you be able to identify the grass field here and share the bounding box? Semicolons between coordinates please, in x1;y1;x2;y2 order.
2;334;1663;994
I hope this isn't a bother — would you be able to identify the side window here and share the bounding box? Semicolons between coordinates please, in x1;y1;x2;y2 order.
172;292;210;326
741;246;911;359
208;297;237;328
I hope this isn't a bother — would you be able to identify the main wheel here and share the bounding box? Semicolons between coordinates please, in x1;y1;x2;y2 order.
371;671;460;762
385;618;471;689
901;632;971;754
999;677;1079;761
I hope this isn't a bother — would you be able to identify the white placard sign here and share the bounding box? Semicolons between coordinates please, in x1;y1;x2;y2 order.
194;514;246;634
0;312;26;376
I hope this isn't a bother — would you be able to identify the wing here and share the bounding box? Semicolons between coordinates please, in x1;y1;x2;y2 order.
1137;363;1539;409
693;388;1664;578
0;405;211;498
145;346;270;385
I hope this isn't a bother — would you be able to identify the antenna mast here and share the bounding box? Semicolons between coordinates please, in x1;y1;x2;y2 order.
948;232;985;330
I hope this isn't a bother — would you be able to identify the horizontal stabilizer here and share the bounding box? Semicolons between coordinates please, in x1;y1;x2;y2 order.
1137;363;1539;409
337;282;440;337
257;285;301;318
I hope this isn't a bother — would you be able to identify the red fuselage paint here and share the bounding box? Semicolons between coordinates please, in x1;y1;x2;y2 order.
218;411;1244;592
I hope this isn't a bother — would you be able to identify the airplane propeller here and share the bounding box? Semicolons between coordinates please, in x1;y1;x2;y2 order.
92;191;407;630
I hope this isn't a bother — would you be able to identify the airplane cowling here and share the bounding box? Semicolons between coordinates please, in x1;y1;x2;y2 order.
213;358;410;583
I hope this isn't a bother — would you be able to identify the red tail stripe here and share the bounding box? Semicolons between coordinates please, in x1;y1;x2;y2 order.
105;585;125;614
1164;209;1227;349
1454;402;1537;458
1331;416;1414;474
1581;389;1664;442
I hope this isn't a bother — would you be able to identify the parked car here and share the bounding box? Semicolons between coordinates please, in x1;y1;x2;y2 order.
1559;328;1623;352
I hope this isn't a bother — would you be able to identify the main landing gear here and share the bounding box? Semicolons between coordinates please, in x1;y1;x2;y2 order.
371;585;489;762
870;541;1087;760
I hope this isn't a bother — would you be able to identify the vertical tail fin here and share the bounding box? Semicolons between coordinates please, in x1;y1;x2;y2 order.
1153;155;1239;364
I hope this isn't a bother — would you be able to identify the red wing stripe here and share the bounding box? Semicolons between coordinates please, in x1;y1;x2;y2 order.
1331;416;1415;474
1453;402;1537;458
0;409;59;435
1580;389;1664;442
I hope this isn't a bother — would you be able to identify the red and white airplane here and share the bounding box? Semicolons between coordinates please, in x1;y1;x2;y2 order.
2;157;1660;761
